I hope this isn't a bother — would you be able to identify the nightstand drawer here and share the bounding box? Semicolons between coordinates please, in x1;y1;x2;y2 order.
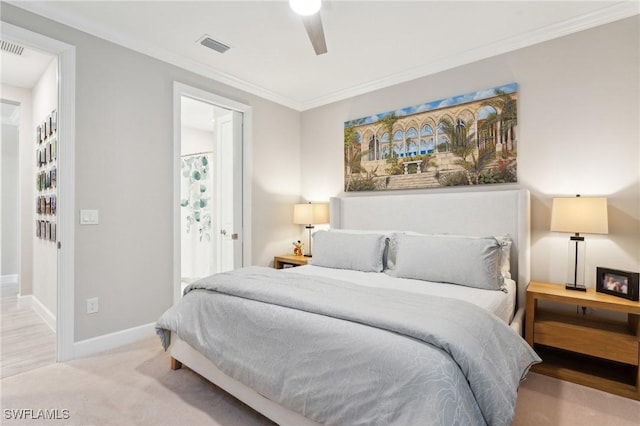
534;316;638;365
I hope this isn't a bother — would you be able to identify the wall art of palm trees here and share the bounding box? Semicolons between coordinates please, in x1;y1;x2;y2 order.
344;83;518;191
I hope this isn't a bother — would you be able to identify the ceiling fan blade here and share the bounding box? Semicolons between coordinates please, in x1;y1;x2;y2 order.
301;13;327;55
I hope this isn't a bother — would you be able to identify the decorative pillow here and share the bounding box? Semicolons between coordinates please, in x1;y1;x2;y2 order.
328;229;391;269
311;230;387;272
391;234;502;290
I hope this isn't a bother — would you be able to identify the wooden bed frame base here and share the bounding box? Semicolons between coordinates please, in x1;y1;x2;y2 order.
170;357;182;370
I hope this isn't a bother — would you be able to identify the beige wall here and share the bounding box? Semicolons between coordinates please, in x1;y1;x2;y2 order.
300;16;640;286
2;4;301;341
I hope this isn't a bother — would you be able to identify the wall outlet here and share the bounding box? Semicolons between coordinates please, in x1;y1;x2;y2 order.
86;297;99;314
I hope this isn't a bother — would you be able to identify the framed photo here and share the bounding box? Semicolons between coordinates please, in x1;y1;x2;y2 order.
51;110;57;133
596;267;639;301
36;125;42;144
51;138;57;160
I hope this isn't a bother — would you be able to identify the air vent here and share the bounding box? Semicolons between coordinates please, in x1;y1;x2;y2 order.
198;35;230;54
1;40;24;56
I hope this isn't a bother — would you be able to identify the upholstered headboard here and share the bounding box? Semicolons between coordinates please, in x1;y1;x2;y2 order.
330;189;531;333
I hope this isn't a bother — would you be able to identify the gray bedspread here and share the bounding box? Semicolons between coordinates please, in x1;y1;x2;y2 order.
156;266;540;426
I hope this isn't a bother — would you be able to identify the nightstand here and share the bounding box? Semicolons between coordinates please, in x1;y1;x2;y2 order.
526;281;640;400
274;254;309;269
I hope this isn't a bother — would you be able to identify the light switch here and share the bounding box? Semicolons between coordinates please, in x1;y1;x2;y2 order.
80;209;99;225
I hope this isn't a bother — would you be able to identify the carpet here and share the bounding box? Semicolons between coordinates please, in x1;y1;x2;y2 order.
1;337;273;425
1;337;639;425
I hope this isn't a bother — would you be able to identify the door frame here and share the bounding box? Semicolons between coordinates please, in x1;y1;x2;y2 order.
172;82;252;303
0;22;77;361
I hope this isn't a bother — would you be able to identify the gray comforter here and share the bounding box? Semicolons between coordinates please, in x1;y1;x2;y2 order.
156;266;540;426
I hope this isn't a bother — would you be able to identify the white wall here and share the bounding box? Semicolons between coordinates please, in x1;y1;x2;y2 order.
1;84;34;295
1;123;19;276
2;4;301;342
300;16;640;286
181;127;213;155
31;57;58;316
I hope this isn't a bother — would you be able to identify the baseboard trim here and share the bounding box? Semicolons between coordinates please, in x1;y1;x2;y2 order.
18;294;56;332
1;274;18;286
73;322;156;359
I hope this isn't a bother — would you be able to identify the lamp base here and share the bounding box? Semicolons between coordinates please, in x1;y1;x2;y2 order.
565;283;587;291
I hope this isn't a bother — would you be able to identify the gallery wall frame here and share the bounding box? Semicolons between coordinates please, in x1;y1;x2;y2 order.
35;109;57;240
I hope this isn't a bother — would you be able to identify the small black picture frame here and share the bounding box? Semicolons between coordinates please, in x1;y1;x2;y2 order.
596;267;639;301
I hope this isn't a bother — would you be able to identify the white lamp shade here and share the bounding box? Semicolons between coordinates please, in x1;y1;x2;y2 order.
289;0;321;16
550;196;608;234
293;203;329;225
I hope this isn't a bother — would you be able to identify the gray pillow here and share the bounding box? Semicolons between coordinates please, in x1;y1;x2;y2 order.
392;234;502;290
311;230;387;272
328;229;391;269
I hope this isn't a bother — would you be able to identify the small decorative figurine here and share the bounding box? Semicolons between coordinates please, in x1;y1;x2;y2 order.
292;240;304;256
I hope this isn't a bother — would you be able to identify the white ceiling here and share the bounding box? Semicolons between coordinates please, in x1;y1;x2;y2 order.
0;42;55;88
181;95;232;132
6;1;639;111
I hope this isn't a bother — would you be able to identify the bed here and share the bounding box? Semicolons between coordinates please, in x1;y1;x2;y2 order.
156;189;539;426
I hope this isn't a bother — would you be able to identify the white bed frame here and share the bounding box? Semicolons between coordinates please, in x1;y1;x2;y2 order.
170;189;531;425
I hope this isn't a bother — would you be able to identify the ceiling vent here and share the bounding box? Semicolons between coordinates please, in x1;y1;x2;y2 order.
1;40;25;56
198;35;231;54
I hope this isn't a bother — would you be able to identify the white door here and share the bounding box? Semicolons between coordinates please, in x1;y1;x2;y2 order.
216;111;243;272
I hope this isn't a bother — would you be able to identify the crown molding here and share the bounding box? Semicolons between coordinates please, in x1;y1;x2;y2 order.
7;1;638;112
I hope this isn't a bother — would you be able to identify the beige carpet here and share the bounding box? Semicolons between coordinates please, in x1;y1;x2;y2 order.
1;337;639;425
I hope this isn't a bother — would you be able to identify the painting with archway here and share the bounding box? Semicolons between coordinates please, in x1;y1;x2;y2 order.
344;83;518;191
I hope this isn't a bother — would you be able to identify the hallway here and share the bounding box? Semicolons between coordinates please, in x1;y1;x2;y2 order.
1;282;55;378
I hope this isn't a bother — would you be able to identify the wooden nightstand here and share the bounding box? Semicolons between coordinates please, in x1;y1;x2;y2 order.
526;281;640;400
274;254;309;269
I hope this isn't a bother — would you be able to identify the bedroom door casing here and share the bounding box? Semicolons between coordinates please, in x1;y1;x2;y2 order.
173;83;251;303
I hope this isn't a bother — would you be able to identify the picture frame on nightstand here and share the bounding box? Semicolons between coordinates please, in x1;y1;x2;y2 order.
596;266;639;301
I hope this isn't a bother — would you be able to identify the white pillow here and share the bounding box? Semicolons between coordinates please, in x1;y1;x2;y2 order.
311;230;387;272
391;234;502;290
388;232;512;280
496;236;512;279
328;229;391;269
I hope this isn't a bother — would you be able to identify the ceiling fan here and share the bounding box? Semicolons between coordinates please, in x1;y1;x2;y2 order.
290;0;328;55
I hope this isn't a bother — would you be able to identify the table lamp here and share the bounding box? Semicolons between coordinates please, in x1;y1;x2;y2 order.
293;202;329;257
550;195;608;291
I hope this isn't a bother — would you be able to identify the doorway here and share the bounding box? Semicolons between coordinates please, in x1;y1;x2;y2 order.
1;22;76;362
173;83;251;302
